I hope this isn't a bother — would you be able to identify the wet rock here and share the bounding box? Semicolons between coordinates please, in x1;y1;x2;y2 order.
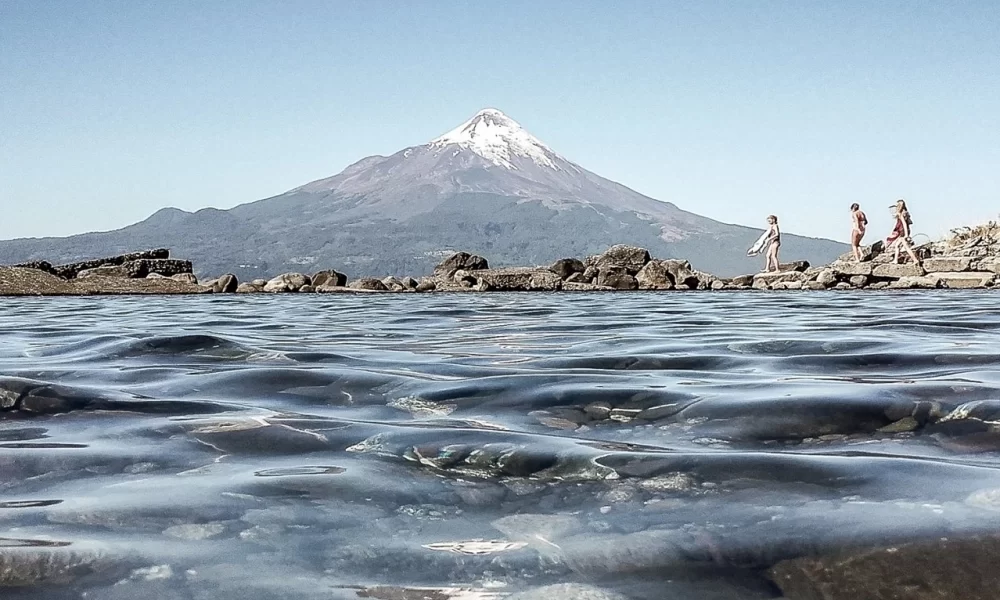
769;534;1000;600
597;267;638;290
235;283;261;293
834;282;852;290
433;252;488;279
348;278;390;291
263;273;310;293
549;258;586;280
415;279;436;292
298;284;315;293
888;275;940;289
594;245;650;274
563;282;614;291
0;540;127;587
310;270;346;288
933;271;995;288
163;522;227;540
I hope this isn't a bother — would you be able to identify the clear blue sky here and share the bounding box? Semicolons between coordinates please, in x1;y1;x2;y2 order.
2;0;998;243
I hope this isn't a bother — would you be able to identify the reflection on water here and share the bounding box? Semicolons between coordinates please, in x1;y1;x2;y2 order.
2;292;1000;598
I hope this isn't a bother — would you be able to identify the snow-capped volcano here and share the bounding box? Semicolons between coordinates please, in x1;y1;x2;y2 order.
430;108;561;170
0;108;847;279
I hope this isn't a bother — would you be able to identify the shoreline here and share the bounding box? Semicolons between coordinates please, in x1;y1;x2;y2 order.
3;224;999;297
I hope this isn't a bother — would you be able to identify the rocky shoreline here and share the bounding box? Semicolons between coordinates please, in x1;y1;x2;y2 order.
3;222;998;296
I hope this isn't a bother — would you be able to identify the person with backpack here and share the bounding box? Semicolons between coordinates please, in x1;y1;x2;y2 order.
887;199;921;265
850;203;868;261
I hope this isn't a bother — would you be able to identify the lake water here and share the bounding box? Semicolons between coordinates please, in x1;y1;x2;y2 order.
2;292;1000;599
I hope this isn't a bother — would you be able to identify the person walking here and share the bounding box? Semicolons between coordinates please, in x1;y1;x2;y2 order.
764;215;781;272
850;203;868;261
887;199;920;265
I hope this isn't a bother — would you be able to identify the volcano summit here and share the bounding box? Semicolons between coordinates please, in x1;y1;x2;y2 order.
0;109;845;278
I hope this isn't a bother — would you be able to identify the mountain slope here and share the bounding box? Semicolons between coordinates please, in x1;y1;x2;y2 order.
0;109;846;278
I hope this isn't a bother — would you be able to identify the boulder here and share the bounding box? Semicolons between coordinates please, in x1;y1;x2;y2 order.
251;279;267;287
311;270;347;288
923;257;973;272
634;261;674;290
848;275;868;288
596;267;638;290
298;285;315;293
205;274;238;294
473;268;563;291
235;283;261;294
805;281;828;290
710;279;726;290
348;278;390;291
433;252;488;279
753;271;807;286
400;277;418;289
381;276;406;292
933;271;996;289
594;245;650;274
730;274;754;287
832;262;873;277
415;280;436;292
834;282;852;290
170;273;198;285
453;269;477;287
769;534;1000;600
888;275;941;289
549;258;586;280
581;266;599;283
872;263;925;279
778;260;810;272
773;281;804;290
980;257;1000;274
263;273;310;293
816;269;837;287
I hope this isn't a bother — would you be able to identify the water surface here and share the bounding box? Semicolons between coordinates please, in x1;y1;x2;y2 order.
2;292;1000;599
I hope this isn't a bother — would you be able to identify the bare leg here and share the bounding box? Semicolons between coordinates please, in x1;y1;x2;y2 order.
894;242;901;264
902;240;920;265
767;243;780;272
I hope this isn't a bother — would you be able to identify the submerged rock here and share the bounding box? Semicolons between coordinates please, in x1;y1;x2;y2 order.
769;534;1000;600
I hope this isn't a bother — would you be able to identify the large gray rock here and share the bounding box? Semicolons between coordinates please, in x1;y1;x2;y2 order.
263;273;310;293
381;276;405;291
433;252;488;279
849;275;868;288
348;278;390;291
634;261;674;290
596;267;638;290
310;270;346;288
473;268;563;291
933;271;995;288
594;245;650;274
837;240;884;263
235;283;261;293
204;274;238;293
752;271;807;287
923;257;972;272
549;258;586;280
888;275;940;289
872;263;925;278
833;262;873;277
769;534;1000;600
816;269;837;287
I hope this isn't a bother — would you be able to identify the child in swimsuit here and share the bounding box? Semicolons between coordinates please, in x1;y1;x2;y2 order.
887;199;920;265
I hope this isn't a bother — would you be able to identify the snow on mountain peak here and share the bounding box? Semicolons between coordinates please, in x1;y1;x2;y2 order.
430;108;559;170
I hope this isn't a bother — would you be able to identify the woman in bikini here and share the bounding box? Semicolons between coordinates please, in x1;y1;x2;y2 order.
887;199;921;265
765;215;781;272
850;203;867;261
